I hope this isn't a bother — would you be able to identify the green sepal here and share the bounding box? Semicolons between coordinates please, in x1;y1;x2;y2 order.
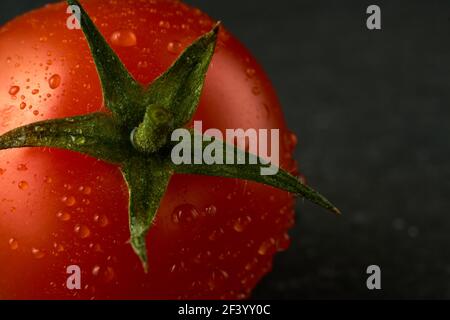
0;113;133;164
142;24;219;129
67;0;143;126
172;131;340;214
120;156;173;270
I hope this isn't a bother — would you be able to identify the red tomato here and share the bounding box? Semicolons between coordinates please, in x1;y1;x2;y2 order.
0;0;298;299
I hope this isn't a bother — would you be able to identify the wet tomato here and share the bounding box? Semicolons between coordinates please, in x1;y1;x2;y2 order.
0;0;298;299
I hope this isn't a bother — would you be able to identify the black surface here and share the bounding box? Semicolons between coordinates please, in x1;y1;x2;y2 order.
1;0;450;299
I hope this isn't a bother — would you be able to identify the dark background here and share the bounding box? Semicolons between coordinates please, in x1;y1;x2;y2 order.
1;0;449;299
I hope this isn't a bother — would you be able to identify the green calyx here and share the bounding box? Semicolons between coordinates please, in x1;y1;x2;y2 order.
0;0;340;270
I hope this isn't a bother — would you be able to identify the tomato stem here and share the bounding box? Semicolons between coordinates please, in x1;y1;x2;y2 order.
131;105;175;154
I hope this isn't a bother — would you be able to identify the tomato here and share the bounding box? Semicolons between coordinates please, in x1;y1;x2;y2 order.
0;0;298;299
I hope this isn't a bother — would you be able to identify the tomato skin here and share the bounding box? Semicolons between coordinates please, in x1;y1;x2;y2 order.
0;0;297;299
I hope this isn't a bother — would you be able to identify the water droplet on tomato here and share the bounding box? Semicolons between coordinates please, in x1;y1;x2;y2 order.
8;238;19;250
245;258;258;271
204;205;217;217
233;216;252;233
103;266;115;283
19;102;26;110
16;164;27;171
33;110;39;116
172;204;200;224
74;224;91;239
167;41;182;54
92;265;101;276
89;243;103;253
258;238;276;256
9;86;20;96
62;195;76;207
31;89;39;95
159;20;171;29
110;30;137;47
31;248;45;259
137;61;148;69
246;68;256;78
78;185;92;195
208;228;224;241
53;242;65;253
94;214;109;227
56;211;71;222
48;74;61;89
18;180;29;190
252;86;261;95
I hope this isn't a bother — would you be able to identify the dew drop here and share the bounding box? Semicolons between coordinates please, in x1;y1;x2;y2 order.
245;258;258;271
31;248;45;259
167;41;182;54
208;228;224;241
83;186;92;195
31;89;39;95
48;74;61;89
74;224;91;239
103;266;115;283
246;68;256;78
233;216;252;233
62;195;76;207
204;205;217;217
56;211;71;222
94;214;109;227
110;30;137;47
9;86;20;96
17;164;27;171
89;243;103;253
18;180;29;190
159;20;171;29
137;61;148;69
252;86;261;95
8;238;19;250
172;204;200;224
33;110;39;116
258;238;276;256
53;242;65;253
19;102;27;110
92;265;101;276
